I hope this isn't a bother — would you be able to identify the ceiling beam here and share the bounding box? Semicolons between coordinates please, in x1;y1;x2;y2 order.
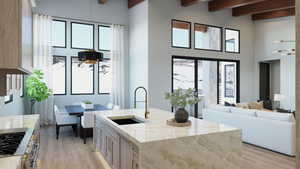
128;0;145;8
209;0;266;12
233;0;295;16
252;7;295;20
99;0;108;4
181;0;199;7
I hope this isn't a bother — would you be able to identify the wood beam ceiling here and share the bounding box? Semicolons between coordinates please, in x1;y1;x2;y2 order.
128;0;145;8
99;0;108;4
181;0;199;7
232;0;295;17
252;8;295;20
208;0;266;12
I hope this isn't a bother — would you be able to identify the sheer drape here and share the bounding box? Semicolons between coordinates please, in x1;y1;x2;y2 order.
111;25;126;108
33;14;54;125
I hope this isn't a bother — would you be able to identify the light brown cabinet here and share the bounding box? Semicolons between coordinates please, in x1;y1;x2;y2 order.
0;0;33;95
0;0;33;74
94;116;139;169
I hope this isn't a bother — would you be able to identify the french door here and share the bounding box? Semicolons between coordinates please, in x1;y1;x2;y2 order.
172;56;240;118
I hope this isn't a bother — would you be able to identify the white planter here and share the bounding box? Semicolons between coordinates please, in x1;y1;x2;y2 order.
81;103;94;110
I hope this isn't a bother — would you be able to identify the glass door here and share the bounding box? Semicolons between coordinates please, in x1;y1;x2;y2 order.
218;62;238;105
172;56;240;119
172;58;196;117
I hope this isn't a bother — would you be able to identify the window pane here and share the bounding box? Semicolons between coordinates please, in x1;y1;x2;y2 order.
225;29;240;53
20;75;24;97
99;26;112;51
52;20;66;47
172;20;191;48
71;23;94;49
53;56;66;95
98;60;112;94
219;62;237;104
173;59;195;89
195;24;222;51
71;57;94;94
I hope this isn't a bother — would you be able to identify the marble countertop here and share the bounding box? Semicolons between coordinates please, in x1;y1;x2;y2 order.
0;115;39;169
0;114;39;130
94;108;240;144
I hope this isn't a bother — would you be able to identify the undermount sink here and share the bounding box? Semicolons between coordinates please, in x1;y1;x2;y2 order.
109;116;145;125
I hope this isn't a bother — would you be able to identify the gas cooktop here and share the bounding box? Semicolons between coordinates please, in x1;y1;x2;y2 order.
0;132;25;156
0;128;33;158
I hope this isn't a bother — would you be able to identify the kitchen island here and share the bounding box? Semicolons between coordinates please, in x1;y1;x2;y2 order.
94;108;243;169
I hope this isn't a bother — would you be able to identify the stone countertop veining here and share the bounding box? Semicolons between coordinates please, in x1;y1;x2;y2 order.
0;115;39;169
94;108;240;144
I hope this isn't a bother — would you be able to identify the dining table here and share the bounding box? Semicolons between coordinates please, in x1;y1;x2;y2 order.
64;104;109;137
65;104;109;117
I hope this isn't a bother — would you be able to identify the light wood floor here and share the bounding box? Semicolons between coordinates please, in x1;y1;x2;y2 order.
39;127;296;169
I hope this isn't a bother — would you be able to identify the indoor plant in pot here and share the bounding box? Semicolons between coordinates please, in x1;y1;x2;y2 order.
26;70;52;114
81;100;94;110
165;88;201;123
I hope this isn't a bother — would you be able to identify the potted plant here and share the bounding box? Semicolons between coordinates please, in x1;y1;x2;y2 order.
165;88;201;123
81;100;94;110
26;70;52;114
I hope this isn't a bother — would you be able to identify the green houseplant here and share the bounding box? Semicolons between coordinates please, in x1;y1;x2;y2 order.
26;70;52;114
165;88;201;123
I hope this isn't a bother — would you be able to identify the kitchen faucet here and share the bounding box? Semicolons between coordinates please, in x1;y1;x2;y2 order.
134;87;150;119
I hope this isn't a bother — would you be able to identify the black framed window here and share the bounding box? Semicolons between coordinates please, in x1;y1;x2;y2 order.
5;75;13;104
98;59;112;94
53;56;67;95
52;20;67;48
172;56;240;118
171;20;191;49
98;25;112;51
71;22;94;50
225;28;240;53
71;57;94;95
194;23;222;52
5;95;13;104
20;75;24;97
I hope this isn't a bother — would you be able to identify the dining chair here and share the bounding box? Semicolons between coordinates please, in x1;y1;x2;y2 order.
54;105;78;140
81;111;95;144
113;105;120;110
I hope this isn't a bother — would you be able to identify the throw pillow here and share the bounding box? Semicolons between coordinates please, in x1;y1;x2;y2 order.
236;103;249;109
248;101;264;110
225;102;236;107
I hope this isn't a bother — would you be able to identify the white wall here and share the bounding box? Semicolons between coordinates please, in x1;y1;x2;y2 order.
128;1;149;108
148;0;255;111
0;91;27;116
35;0;130;108
254;16;295;110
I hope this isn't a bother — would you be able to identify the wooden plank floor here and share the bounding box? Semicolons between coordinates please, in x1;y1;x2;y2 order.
39;127;296;169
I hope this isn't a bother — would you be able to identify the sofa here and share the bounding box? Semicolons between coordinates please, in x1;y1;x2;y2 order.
202;105;296;156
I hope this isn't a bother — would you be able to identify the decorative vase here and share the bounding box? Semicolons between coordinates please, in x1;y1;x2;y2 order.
81;103;94;110
175;108;189;123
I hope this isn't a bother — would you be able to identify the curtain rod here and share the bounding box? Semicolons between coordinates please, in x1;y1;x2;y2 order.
35;13;126;26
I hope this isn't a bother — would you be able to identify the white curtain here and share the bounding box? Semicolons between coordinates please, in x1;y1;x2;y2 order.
111;24;126;108
33;14;54;125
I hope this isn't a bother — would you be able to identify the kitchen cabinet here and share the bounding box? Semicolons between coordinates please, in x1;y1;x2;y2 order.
0;0;33;96
94;116;139;169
